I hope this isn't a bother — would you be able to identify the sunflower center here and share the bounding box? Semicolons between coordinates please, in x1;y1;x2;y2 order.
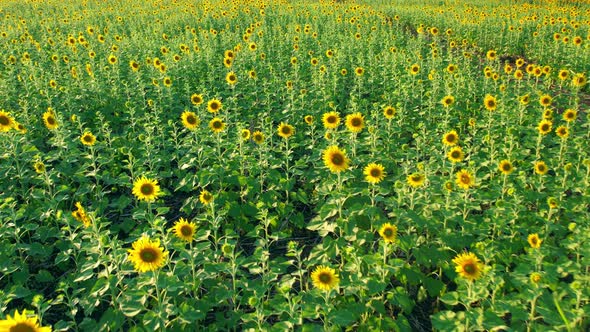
463;263;476;275
180;225;193;237
229;75;235;81
502;164;511;171
383;228;393;237
370;169;381;177
331;153;344;166
318;272;332;284
281;127;291;135
541;124;549;131
140;183;154;195
446;135;456;143
351;118;362;126
0;115;9;125
412;175;421;181
140;248;158;263
254;134;262;141
211;103;219;110
531;238;538;245
460;174;470;184
47;116;56;125
538;165;545;172
327;116;337;124
487;101;495;108
451;151;461;158
9;322;38;332
84;135;93;142
213;121;222;129
187;115;196;125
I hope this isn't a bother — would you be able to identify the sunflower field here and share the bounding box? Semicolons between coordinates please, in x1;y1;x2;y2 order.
1;0;589;330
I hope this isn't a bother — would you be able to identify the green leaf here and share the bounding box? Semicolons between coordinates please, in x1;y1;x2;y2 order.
440;291;460;306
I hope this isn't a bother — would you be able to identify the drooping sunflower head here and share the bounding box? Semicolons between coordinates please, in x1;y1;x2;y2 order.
452;252;484;281
43;109;58;130
322;145;349;173
311;266;339;291
322;111;340;130
80;132;96;146
407;173;425;188
345;112;364;133
209;117;225;134
72;201;91;228
181;111;200;130
0;309;51;332
277;122;295;139
207;99;222;113
447;146;464;163
383;106;396;119
199;190;213;205
0;110;15;132
190;93;203;106
378;223;398;243
172;218;197;242
363;163;385;184
132;176;162;202
498;159;514;175
442;130;459;146
127;236;168;273
527;233;542;249
441;95;454;107
537;119;552;135
483;94;497;111
455;169;474;190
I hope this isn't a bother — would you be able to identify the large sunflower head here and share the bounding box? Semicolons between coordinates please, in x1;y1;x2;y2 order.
132;176;162;202
209;117;225;134
441;95;454;107
127;236;168;273
172;218;197;242
43;110;58;130
277;122;295;139
455;169;474;190
322;145;349;173
452;252;484;281
311;266;339;291
562;109;577;122
407;173;425;188
226;71;237;85
0;110;15;132
364;163;385;184
498;159;514;175
378;223;398;243
345;112;364;133
537;119;552;135
539;94;552;108
527;233;542;249
447;146;464;163
322;111;340;129
199;190;213;205
80;132;96;146
442;130;459;146
181;111;200;130
534;161;548;175
483;94;497;111
207;99;222;113
555;126;569;139
0;309;51;332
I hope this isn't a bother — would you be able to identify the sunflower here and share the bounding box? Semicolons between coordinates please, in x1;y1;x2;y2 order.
519;94;530;105
181;111;200;130
199;190;213;205
0;309;51;332
43;110;58;130
514;70;524;80
562;109;577;122
383;106;395;119
127;236;168;273
252;131;265;144
530;272;542;284
107;54;117;65
537;119;552;135
498;160;514;175
129;60;140;71
442;130;459;146
14;122;26;133
132;176;162;202
172;218;197;242
207;99;222;113
322;146;349;173
455;169;474;190
486;49;497;61
354;67;364;76
163;77;172;87
304;115;314;125
446;64;457;73
539;94;552;108
0;110;15;132
527;234;542;249
407;173;425;188
240;129;251;140
558;69;569;81
80;132;96;146
277;122;294;139
483;94;497;111
447;146;464;163
409;63;420;75
452;252;484;281
364;163;385;184
226;71;237;85
322;111;340;129
345;112;364;133
209;117;225;134
378;223;398;243
441;95;454;107
572;73;586;87
72;202;91;228
310;266;339;291
33;161;45;174
190;93;203;106
555;126;569;139
534;161;548;175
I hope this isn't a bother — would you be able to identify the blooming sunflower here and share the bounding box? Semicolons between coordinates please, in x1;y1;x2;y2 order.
378;223;398;243
383;106;395;119
181;111;200;130
207;99;222;113
527;234;542;249
80;132;96;146
43;110;58;130
127;236;168;273
172;218;197;242
252;131;265;144
277;122;294;139
354;67;364;76
555;126;569;139
409;63;420;75
240;129;251;140
0;110;15;132
72;202;91;228
539;94;552;108
364;163;385;184
498;160;514;175
407;173;425;188
447;146;464;163
199;190;213;205
455;169;474;190
33;161;45;174
107;54;117;65
345;112;364;133
304;115;314;125
442;130;459;146
537;119;552;135
132;176;162;202
452;252;484;281
190;93;203;106
322;145;349;173
562;109;577;122
322;111;340;130
311;266;339;291
226;71;237;85
441;95;454;107
0;309;51;332
209;117;225;134
519;94;530;105
534;161;548;175
572;73;586;87
483;94;497;111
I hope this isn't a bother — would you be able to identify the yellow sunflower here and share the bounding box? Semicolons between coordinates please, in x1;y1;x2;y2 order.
498;160;514;175
383;106;396;119
407;173;425;188
199;190;213;205
364;163;385;184
345;112;364;133
537;119;552;135
304;115;314;125
442;130;459;146
190;93;204;106
483;94;497;111
322;145;349;173
534;161;548;175
527;234;542;249
0;110;15;132
311;266;339;291
555;126;568;139
252;131;265;145
172;218;197;242
240;129;251;140
452;252;484;281
0;309;51;332
441;95;454;107
226;71;237;85
447;146;464;163
209;117;225;134
181;111;200;130
34;161;46;174
378;223;398;243
539;94;552;108
455;169;474;190
409;63;420;75
562;109;577;122
132;176;162;202
80;132;96;146
127;236;168;273
72;202;91;228
43;110;58;130
277;122;294;139
322;111;340;129
572;73;586;87
207;99;222;113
